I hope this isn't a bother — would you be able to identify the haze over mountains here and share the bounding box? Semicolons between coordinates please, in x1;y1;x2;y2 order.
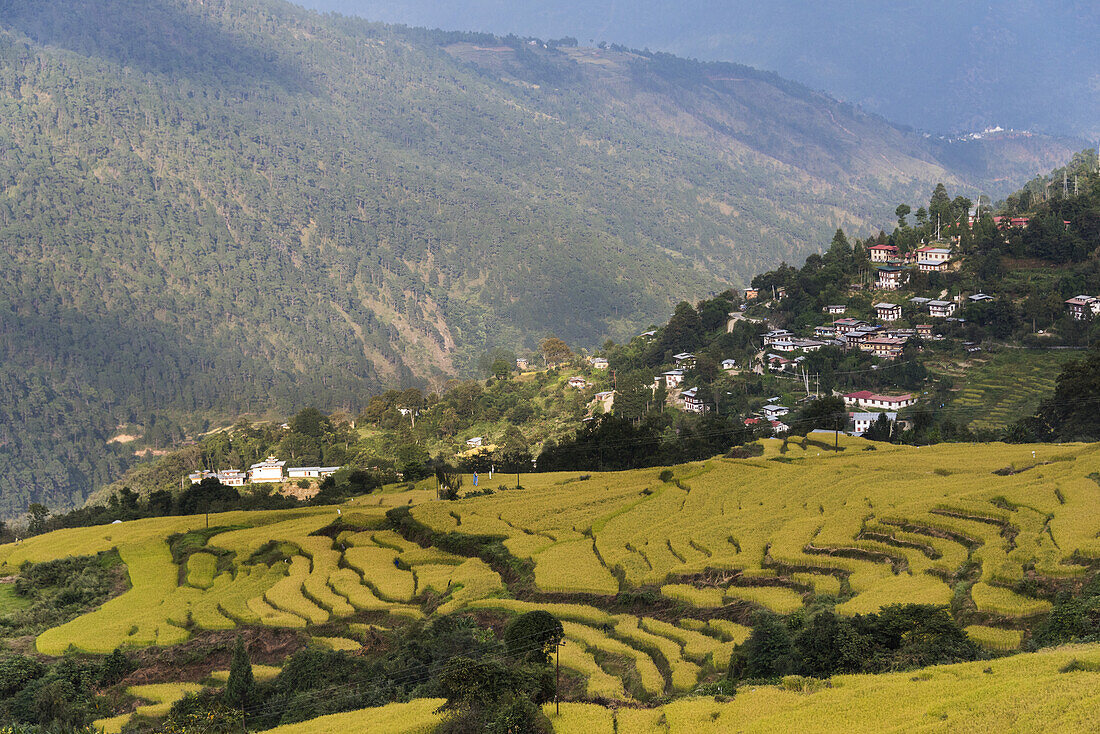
304;0;1100;140
0;0;1081;515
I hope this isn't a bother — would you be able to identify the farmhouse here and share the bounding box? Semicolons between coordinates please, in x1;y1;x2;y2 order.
874;302;902;322
823;304;847;315
680;387;710;414
287;466;340;480
864;336;906;359
762;404;789;421
466;436;483;448
916;324;933;338
721;358;737;371
660;369;684;388
875;266;906;290
770;420;790;434
917;258;948;273
567;376;590;389
248;456;286;484
763;330;794;345
927;300;956;318
216;470;247;487
187;470;217;484
744;288;759;300
968;293;995;302
766;354;793;372
813;325;836;338
843;391;916;410
832;318;866;334
516;357;529;370
868;244;899;263
851;411;898;435
672;352;696;368
1065;295;1099;320
915;246;951;263
590;357;609;369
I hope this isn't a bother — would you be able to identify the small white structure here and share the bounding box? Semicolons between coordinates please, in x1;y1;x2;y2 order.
927;300;956;318
868;244;899;263
217;470;247;487
721;359;737;371
248;456;286;484
915;246;951;263
876;267;906;290
590;357;609;369
843;391;915;410
851;411;898;435
660;369;684;388
823;305;847;315
287;466;340;480
466;436;484;448
968;293;995;302
680;387;710;414
672;352;696;367
567;376;590;389
516;358;529;370
188;470;217;484
874;302;902;322
1065;295;1099;320
762;404;789;420
917;259;948;273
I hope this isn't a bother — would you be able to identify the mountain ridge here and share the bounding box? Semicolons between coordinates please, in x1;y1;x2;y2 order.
0;0;1082;515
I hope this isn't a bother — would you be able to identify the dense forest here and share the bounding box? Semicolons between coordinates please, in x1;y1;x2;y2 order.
0;0;1081;516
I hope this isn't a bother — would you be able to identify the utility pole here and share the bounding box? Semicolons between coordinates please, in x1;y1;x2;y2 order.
555;640;565;716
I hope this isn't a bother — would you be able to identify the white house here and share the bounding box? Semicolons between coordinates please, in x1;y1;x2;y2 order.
876;266;906;290
917;259;948;273
823;305;847;315
762;404;789;420
874;302;902;322
968;293;995;302
1065;295;1099;320
672;352;696;367
762;330;794;345
590;357;610;369
868;244;900;263
516;358;529;370
915;246;951;263
680;387;710;414
567;376;590;389
721;359;737;371
851;411;898;435
864;336;906;359
248;456;286;484
842;391;916;410
465;436;483;448
813;325;836;339
927;300;956;318
217;469;247;487
188;470;217;484
287;466;340;480
660;369;684;388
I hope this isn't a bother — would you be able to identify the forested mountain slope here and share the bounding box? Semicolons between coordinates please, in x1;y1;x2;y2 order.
0;0;1078;515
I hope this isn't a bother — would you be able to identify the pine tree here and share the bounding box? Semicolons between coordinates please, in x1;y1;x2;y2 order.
225;636;255;710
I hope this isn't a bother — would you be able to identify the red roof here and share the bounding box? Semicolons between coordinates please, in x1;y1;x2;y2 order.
844;391;913;403
744;418;761;425
869;244;898;251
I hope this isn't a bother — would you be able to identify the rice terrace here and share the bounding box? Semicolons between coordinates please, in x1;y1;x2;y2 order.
3;437;1098;732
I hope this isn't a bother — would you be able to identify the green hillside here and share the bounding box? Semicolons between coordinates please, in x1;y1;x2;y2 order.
0;0;1080;515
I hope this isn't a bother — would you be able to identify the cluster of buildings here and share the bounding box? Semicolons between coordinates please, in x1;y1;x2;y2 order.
187;456;340;486
869;245;953;288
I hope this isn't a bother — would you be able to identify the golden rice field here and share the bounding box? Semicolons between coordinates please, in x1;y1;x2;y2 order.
2;438;1098;718
248;643;1100;733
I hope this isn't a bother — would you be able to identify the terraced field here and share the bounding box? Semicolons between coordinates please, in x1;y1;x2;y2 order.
2;438;1099;720
248;643;1100;733
933;349;1079;432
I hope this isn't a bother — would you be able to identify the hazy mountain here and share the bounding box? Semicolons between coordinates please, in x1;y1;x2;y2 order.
0;0;1079;515
303;0;1100;140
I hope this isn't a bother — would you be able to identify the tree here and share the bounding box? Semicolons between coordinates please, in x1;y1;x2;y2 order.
825;228;852;267
741;611;794;678
539;336;572;366
224;636;255;710
504;611;563;665
895;204;911;228
289;407;328;438
491;359;512;381
794;397;847;436
26;503;50;536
